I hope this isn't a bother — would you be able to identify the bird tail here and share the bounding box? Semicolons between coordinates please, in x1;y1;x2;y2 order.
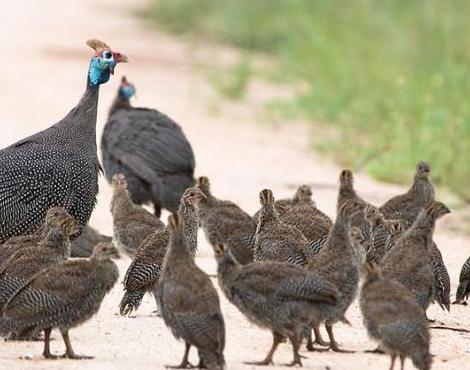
119;290;145;316
455;280;469;304
198;350;225;370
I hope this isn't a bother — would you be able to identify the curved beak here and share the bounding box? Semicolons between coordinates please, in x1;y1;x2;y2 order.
114;52;129;63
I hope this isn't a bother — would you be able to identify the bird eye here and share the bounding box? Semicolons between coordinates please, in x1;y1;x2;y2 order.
103;51;113;60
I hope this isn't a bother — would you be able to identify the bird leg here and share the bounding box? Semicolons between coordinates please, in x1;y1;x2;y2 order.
325;323;354;353
284;335;303;367
42;328;57;359
166;342;194;369
389;354;396;370
306;326;329;352
60;329;93;360
399;355;405;370
244;331;282;366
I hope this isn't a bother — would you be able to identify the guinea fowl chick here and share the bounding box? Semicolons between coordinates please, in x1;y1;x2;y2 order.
195;176;256;265
157;214;225;370
381;201;450;312
0;243;119;359
338;169;379;231
0;216;78;312
71;226;113;258
254;189;309;266
360;262;432;370
0;207;74;264
307;198;363;352
213;243;338;366
380;161;435;227
429;241;450;312
278;185;333;243
454;256;470;305
111;173;165;257
252;184;318;223
119;187;205;316
101;76;195;217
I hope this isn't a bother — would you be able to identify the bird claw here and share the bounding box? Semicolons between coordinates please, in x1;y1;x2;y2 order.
43;353;59;360
165;360;195;369
283;359;303;367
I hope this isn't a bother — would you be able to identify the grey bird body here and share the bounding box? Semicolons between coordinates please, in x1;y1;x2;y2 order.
157;214;225;370
119;187;204;316
254;189;309;267
71;226;112;258
380;161;435;228
111;173;165;257
214;243;338;366
0;243;119;359
196;177;256;265
381;202;450;311
0;207;74;264
308;191;362;352
455;255;470;304
360;262;431;370
102;78;195;217
0;220;76;312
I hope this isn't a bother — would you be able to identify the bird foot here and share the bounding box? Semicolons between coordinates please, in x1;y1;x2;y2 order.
329;345;355;353
452;300;467;305
63;353;94;360
244;359;274;366
306;344;329;352
43;352;59;360
165;361;195;369
364;347;385;354
284;359;303;367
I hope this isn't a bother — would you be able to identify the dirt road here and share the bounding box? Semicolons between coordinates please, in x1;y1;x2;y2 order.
0;0;469;369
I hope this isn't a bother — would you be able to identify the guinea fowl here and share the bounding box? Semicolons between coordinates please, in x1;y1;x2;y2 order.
380;161;435;227
0;39;127;243
70;226;113;258
195;176;256;265
119;187;205;316
454;256;470;305
0;243;119;359
213;243;338;367
429;241;451;312
157;214;225;370
252;184;320;224
0;216;78;313
111;173;165;257
277;185;333;243
0;207;74;264
338;169;378;230
254;189;309;267
307;198;363;353
381;201;450;312
360;262;431;370
101;76;195;217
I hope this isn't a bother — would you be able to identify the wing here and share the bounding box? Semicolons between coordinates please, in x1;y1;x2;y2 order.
103;109;195;184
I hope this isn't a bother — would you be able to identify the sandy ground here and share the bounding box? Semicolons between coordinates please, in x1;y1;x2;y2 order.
0;0;469;369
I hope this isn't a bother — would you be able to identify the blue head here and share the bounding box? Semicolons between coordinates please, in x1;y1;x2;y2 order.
86;39;128;87
119;76;136;99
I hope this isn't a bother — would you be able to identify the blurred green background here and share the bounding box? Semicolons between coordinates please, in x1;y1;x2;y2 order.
145;0;470;201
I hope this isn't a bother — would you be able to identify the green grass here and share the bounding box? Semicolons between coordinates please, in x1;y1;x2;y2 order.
145;0;470;201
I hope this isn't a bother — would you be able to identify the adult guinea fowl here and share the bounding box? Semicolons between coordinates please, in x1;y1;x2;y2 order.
101;76;195;217
0;39;127;243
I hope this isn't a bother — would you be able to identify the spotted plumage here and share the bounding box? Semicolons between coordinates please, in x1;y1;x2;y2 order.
0;243;119;359
0;40;127;243
195;177;256;265
360;262;432;370
102;76;195;217
157;214;225;370
119;187;205;316
455;255;470;304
